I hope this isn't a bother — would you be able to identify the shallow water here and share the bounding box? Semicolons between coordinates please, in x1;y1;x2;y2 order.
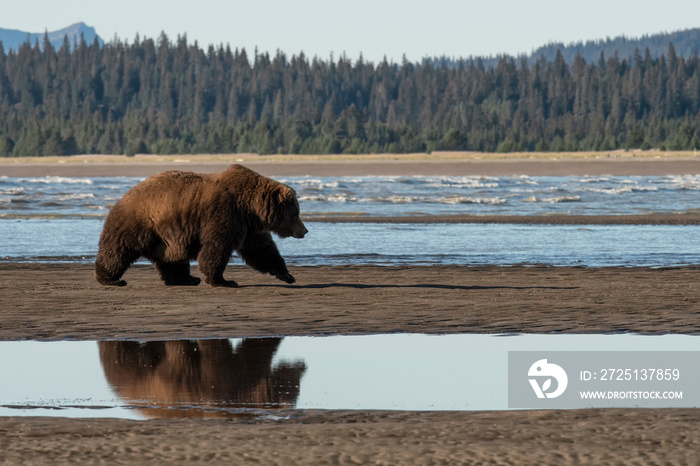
1;219;698;267
2;174;700;219
0;334;698;419
1;174;699;267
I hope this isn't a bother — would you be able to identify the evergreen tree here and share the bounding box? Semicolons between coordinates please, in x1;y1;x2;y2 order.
0;35;700;156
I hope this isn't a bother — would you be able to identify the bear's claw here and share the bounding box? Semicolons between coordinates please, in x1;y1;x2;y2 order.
207;279;239;288
276;272;296;284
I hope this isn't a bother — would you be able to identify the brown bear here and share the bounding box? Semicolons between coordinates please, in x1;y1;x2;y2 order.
95;164;307;287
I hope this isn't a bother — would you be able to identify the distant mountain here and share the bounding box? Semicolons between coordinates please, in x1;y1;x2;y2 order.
426;27;700;69
529;27;700;65
0;22;103;52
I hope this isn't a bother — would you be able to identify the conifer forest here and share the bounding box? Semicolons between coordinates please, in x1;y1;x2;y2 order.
0;34;699;157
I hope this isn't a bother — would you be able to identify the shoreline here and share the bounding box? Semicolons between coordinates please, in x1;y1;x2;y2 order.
1;152;700;177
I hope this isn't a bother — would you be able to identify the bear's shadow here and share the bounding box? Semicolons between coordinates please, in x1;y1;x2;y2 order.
239;283;578;291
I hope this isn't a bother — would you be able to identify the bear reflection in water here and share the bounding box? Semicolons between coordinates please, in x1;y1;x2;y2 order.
98;338;306;419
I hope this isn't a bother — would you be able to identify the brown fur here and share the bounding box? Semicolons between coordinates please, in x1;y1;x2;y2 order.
95;164;307;287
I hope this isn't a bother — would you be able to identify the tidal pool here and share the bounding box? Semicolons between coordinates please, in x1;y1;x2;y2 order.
0;334;698;419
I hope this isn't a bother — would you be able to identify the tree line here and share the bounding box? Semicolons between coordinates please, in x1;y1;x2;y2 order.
0;33;699;157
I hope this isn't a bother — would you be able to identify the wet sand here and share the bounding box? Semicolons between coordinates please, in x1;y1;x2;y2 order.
2;264;700;340
2;410;699;464
2;154;700;464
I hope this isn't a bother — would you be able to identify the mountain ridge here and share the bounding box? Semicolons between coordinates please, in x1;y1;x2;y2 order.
1;22;698;65
0;22;103;52
426;27;700;68
529;27;700;64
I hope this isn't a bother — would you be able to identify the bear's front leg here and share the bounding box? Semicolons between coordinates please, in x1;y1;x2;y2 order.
238;232;295;284
95;245;139;286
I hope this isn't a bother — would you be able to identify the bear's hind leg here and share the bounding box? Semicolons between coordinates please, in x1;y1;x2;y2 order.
155;260;201;286
198;242;238;287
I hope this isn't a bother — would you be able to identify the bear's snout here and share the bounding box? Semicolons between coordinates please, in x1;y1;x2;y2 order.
293;223;308;239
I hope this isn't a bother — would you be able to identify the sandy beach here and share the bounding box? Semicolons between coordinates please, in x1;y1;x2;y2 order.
1;151;700;178
2;153;700;464
2;264;699;340
2;410;699;464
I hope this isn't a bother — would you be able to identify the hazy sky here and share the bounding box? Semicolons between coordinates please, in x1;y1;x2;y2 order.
6;1;700;62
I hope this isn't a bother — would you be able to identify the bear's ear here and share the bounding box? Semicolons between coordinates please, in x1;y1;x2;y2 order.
277;185;293;203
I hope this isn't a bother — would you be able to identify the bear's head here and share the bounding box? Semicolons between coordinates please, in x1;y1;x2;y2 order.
269;185;308;239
